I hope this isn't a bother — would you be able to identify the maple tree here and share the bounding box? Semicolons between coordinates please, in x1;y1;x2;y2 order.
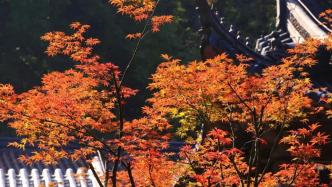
147;35;332;186
0;1;176;186
0;0;332;187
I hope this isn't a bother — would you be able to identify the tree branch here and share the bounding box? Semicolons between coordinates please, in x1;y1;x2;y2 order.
120;0;161;86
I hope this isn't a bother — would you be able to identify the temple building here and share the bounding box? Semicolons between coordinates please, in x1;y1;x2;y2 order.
197;0;332;100
197;0;331;65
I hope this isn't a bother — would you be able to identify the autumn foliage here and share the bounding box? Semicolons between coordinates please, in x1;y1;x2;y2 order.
109;0;173;39
0;21;177;186
320;9;332;28
0;1;332;187
147;35;332;186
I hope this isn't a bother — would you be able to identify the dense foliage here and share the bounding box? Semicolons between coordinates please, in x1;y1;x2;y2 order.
0;0;276;125
1;0;332;187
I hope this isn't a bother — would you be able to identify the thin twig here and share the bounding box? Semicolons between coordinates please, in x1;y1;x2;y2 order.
119;0;161;86
227;82;254;114
229;156;245;187
258;125;284;184
287;161;304;187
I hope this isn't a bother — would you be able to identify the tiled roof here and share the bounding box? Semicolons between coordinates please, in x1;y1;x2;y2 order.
0;168;100;187
0;138;87;173
197;0;332;92
0;138;102;187
0;138;184;187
